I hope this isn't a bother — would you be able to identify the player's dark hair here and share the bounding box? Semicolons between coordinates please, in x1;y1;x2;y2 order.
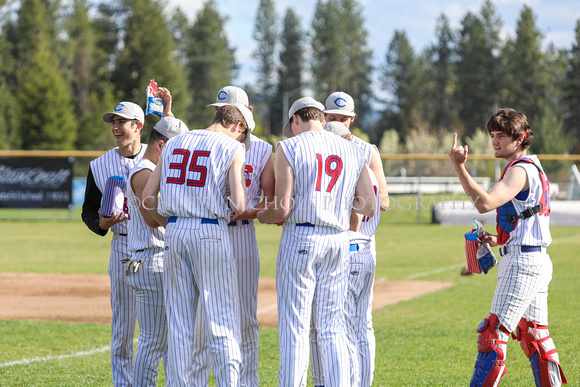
148;129;168;146
294;107;324;124
213;105;249;131
486;108;533;149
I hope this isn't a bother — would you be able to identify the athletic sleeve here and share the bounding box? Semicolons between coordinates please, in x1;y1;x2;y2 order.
81;166;108;236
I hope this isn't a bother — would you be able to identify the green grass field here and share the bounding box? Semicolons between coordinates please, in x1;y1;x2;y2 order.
0;200;578;386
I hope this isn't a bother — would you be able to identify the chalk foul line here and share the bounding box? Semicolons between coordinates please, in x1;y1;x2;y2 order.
0;339;138;368
404;263;465;280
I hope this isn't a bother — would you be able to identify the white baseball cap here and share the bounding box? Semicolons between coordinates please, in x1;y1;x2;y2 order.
324;121;351;137
207;86;249;107
103;102;145;123
323;91;356;117
153;116;189;139
231;103;255;151
283;97;325;138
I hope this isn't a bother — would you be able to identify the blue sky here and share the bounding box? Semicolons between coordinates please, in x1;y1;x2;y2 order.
168;0;580;90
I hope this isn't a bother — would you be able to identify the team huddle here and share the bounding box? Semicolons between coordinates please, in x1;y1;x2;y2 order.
82;85;566;386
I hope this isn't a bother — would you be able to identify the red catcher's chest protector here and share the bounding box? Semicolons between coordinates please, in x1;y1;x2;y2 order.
496;157;551;245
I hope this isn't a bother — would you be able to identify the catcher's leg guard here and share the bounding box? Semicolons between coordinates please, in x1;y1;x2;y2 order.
470;313;509;387
513;318;567;386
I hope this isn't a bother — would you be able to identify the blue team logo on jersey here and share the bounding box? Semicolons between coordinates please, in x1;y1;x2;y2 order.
114;103;125;112
334;97;348;108
218;90;228;101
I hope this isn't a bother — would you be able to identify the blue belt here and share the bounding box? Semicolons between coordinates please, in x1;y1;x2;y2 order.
296;222;315;227
228;220;250;226
350;244;359;252
499;245;542;256
167;216;218;225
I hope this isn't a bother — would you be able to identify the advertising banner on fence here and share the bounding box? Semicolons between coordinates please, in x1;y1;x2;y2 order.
0;158;73;209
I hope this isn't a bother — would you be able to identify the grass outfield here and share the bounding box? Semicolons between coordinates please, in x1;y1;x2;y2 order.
0;200;578;386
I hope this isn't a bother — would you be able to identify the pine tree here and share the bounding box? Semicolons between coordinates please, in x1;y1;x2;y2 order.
479;0;505;110
111;0;191;130
185;0;236;127
70;1;123;151
167;6;190;66
0;9;18;149
311;0;372;121
272;7;304;135
12;0;76;150
311;0;344;94
430;13;457;133
502;5;548;124
91;1;124;82
456;12;497;136
339;0;373;120
380;30;423;138
564;19;580;150
68;0;93;117
532;102;571;156
252;0;278;137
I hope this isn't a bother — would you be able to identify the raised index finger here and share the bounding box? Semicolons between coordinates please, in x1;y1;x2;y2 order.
451;133;458;149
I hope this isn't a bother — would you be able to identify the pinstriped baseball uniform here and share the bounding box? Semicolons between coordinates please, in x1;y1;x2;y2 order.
344;167;380;387
311;155;381;387
487;155;566;384
350;135;373;165
125;158;168;386
191;134;272;386
492;156;552;332
277;130;364;387
158;130;244;386
90;146;146;386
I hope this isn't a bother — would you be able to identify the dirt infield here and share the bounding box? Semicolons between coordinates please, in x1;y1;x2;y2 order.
0;273;454;328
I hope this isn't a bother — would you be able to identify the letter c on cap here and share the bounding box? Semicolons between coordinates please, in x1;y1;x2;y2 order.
218;91;228;101
114;103;125;112
334;97;347;108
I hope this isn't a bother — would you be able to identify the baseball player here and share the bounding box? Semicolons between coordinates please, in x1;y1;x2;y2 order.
141;103;253;386
323;91;389;211
310;92;389;387
81;101;147;386
257;97;376;387
309;121;383;387
448;108;567;386
191;86;275;387
124;88;188;387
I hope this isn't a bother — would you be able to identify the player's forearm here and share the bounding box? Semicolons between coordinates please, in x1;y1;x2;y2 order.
82;169;107;235
379;193;390;211
228;192;247;215
232;207;259;221
257;200;290;224
349;212;362;232
81;210;108;236
352;195;377;217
